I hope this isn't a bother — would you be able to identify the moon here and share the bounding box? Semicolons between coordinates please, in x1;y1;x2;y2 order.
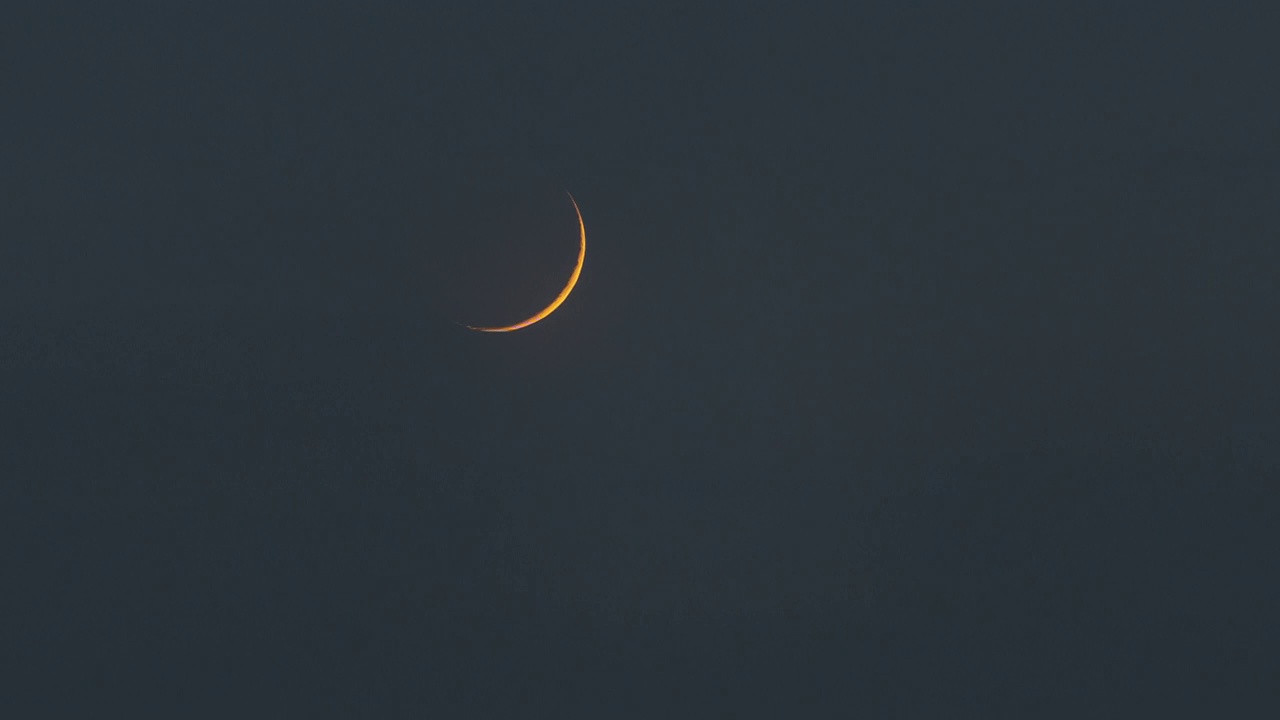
464;192;586;333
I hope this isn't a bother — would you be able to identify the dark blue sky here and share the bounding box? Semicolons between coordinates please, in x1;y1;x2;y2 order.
4;2;1278;714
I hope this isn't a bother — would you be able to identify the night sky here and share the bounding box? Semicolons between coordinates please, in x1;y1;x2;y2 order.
5;3;1278;715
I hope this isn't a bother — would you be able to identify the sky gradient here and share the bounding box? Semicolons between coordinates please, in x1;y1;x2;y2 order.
4;2;1278;715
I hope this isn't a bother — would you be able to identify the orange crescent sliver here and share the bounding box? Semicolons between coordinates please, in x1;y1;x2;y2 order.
465;192;586;333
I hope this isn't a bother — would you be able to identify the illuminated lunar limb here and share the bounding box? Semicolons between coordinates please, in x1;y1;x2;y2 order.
465;192;586;333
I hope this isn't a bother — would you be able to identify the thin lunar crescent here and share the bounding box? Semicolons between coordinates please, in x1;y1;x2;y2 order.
465;192;586;333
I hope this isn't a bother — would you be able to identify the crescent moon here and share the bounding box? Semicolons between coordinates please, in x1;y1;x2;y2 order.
464;191;586;333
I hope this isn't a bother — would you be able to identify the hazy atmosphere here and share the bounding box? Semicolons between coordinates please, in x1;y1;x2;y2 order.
5;3;1277;714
